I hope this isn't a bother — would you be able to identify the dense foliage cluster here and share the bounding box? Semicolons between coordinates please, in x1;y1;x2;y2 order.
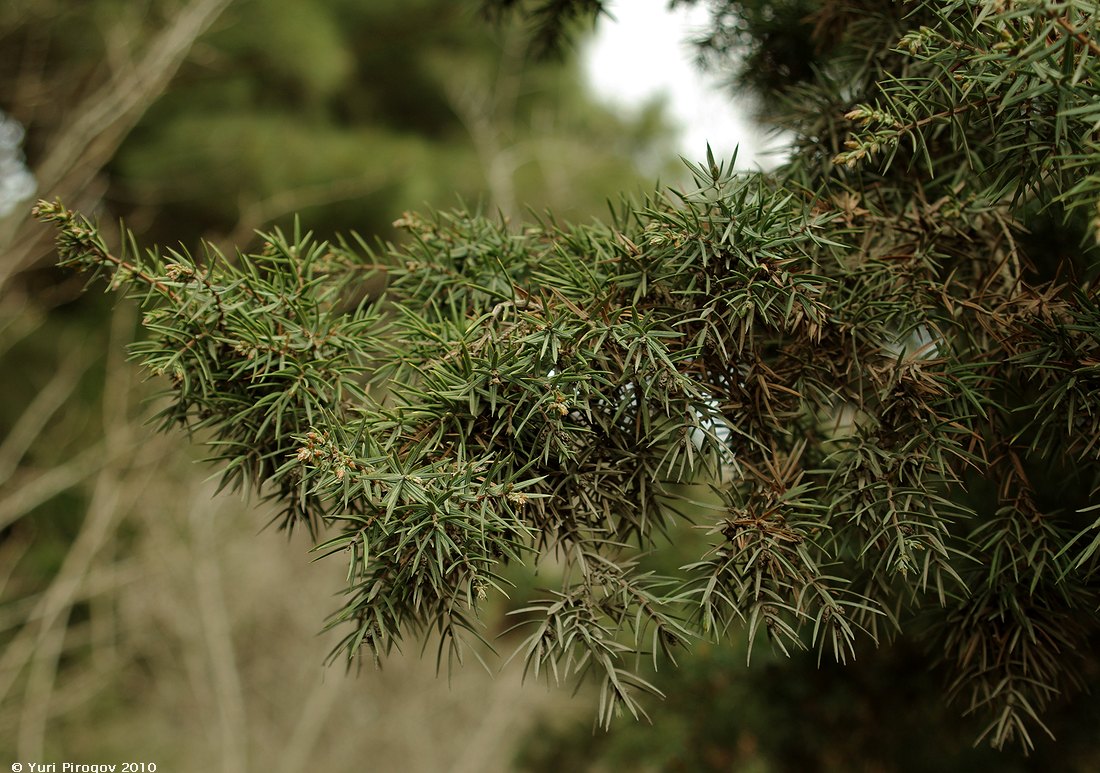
38;0;1100;751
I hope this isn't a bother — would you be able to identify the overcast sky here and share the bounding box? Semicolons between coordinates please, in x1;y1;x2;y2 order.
582;0;781;170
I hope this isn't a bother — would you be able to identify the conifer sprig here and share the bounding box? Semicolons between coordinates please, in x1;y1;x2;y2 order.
37;0;1100;749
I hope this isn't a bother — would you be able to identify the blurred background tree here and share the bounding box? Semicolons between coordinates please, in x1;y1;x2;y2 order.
0;0;674;767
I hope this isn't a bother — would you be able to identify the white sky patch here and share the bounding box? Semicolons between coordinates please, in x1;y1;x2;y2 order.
582;0;782;171
0;110;36;217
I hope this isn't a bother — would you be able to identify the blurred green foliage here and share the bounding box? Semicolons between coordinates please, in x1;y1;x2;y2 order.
106;0;676;244
518;634;1100;772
